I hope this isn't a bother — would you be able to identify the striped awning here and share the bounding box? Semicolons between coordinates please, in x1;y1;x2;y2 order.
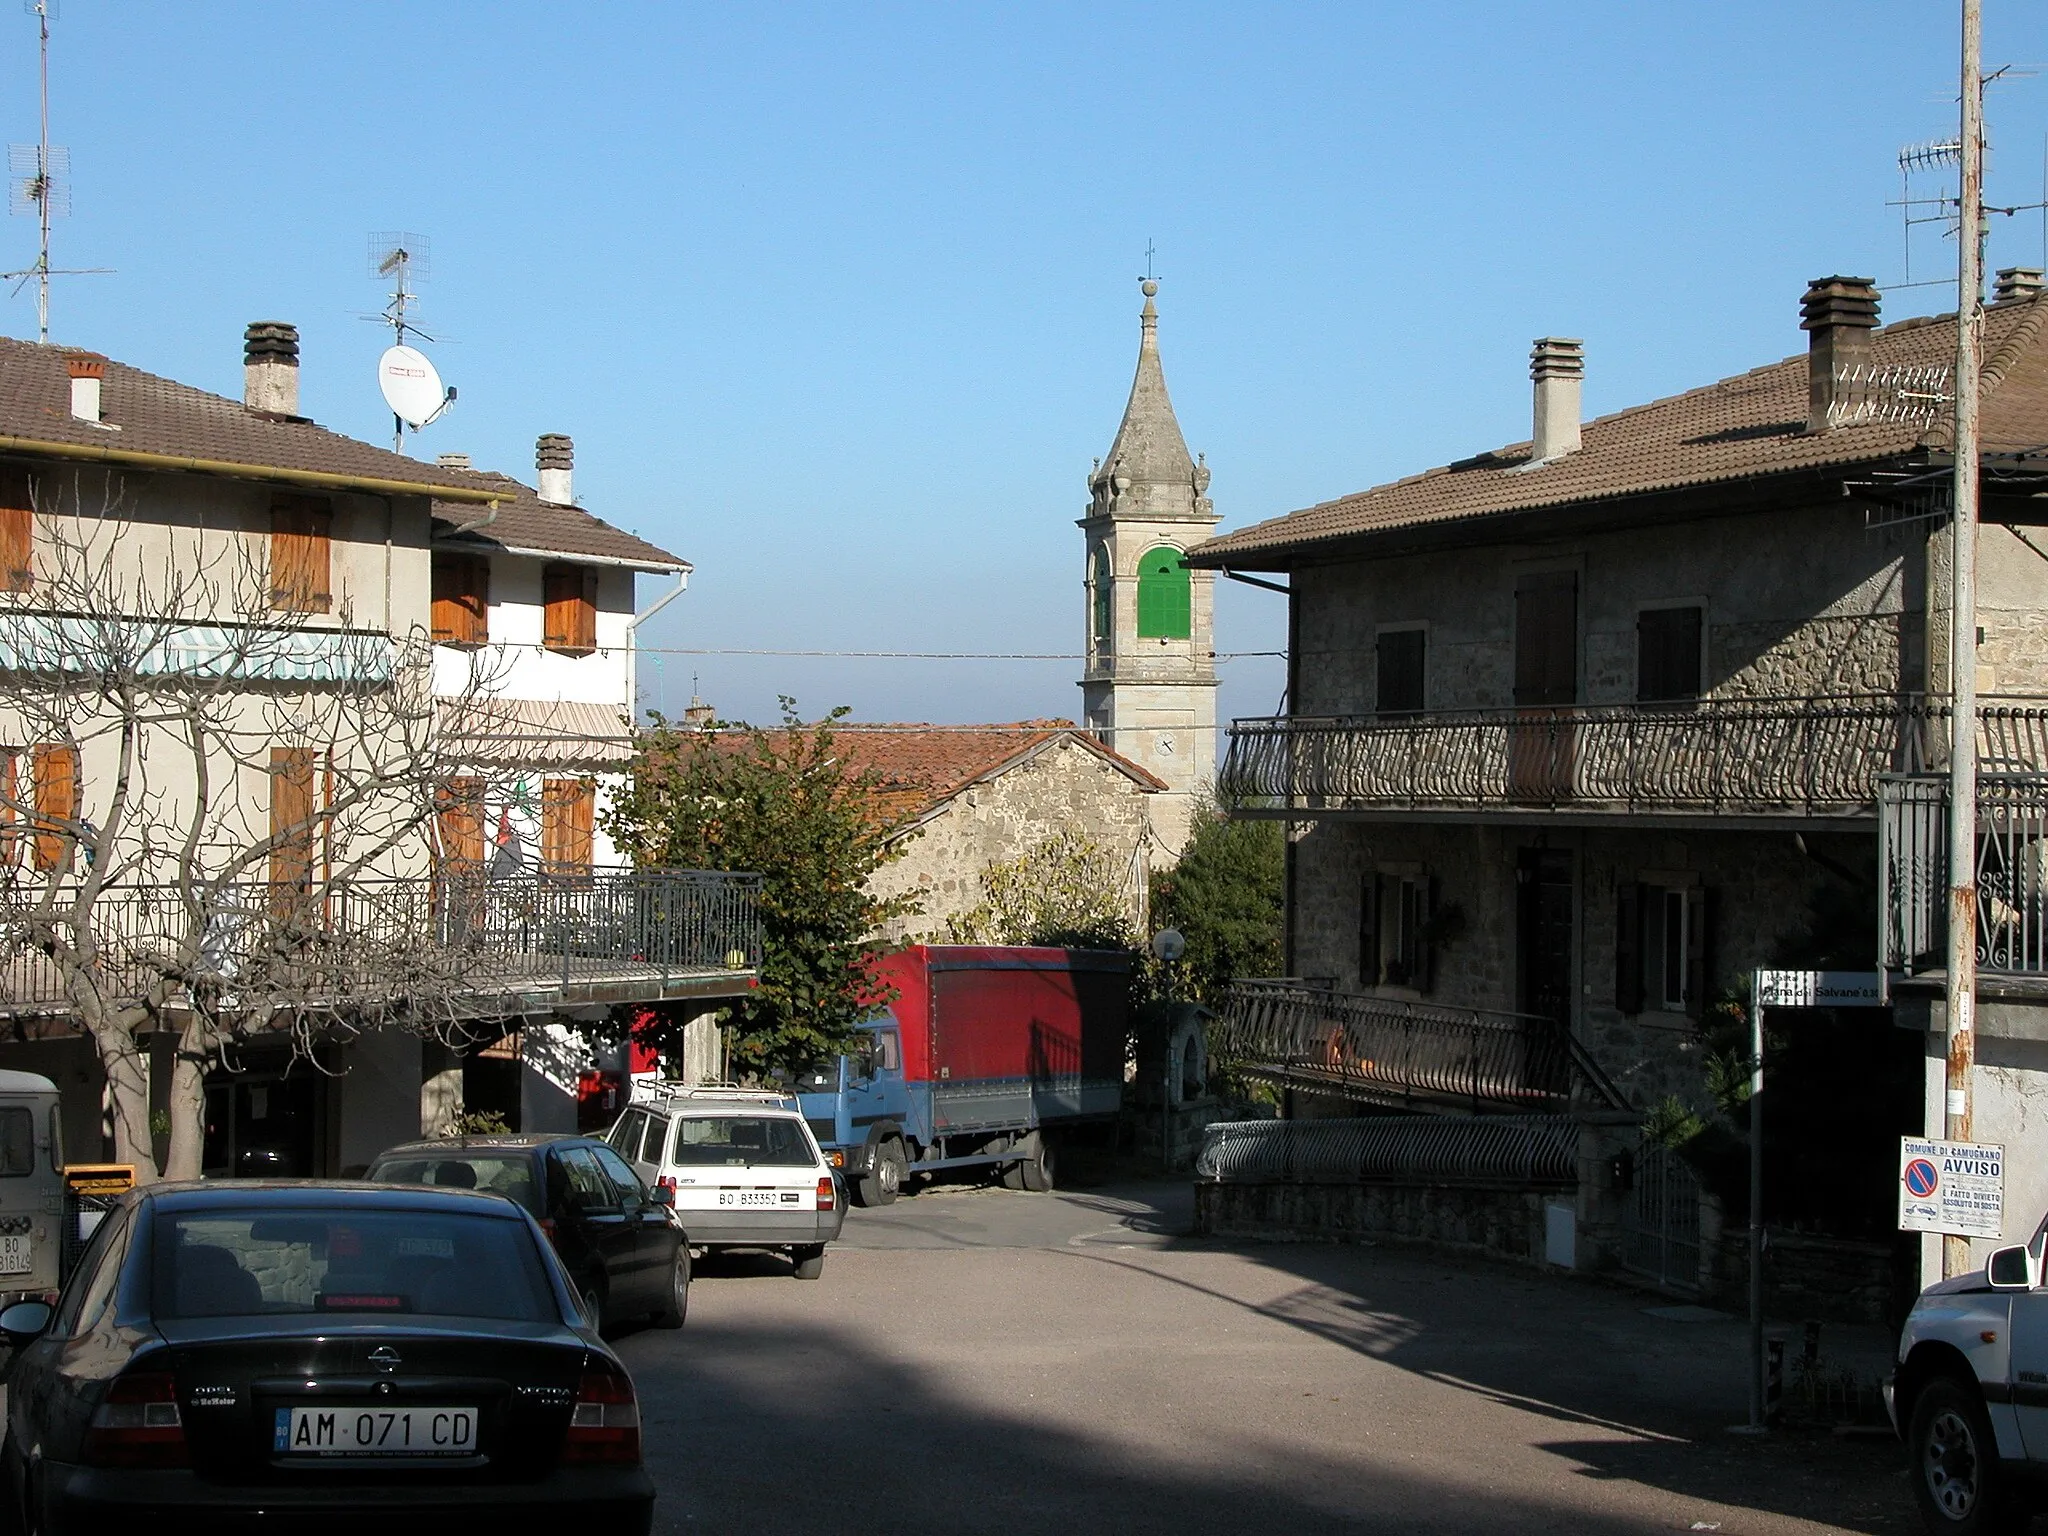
438;697;633;770
0;614;395;683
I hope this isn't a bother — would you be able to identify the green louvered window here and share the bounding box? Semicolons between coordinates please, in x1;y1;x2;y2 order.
1135;545;1191;639
1091;545;1112;644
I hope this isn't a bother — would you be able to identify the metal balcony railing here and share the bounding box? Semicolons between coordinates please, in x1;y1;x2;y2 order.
1214;981;1628;1114
1220;696;2048;817
1881;774;2048;977
1195;1114;1580;1186
0;867;763;1018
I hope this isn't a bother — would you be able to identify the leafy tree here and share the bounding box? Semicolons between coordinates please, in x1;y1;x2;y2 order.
1148;810;1284;1002
603;701;919;1078
943;828;1137;949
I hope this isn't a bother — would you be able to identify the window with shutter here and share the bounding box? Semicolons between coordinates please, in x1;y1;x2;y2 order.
431;555;490;646
269;747;317;892
1637;605;1704;703
30;743;78;874
542;565;598;655
0;749;17;868
269;495;333;613
541;778;595;876
1134;546;1191;639
1621;880;1711;1016
437;776;486;871
1360;868;1435;992
1376;628;1426;716
0;467;32;594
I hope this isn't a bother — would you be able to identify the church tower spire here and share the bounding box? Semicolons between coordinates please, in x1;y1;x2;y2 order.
1079;277;1220;858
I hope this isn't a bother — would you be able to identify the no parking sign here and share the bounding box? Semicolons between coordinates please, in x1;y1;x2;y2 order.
1899;1137;2005;1240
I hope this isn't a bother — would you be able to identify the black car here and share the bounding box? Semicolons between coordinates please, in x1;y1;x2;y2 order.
363;1134;687;1334
0;1180;655;1535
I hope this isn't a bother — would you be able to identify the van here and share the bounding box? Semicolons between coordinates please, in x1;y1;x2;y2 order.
0;1071;64;1303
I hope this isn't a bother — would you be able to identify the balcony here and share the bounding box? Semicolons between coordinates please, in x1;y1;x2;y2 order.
1882;775;2048;979
0;867;763;1022
1221;696;2048;823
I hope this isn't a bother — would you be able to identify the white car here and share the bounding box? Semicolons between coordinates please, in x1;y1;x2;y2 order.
606;1087;845;1280
1892;1216;2048;1534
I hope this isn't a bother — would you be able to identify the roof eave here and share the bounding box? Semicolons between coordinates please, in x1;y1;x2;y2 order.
431;531;691;574
0;433;506;505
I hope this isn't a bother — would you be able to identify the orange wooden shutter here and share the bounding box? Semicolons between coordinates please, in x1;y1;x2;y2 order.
0;467;32;594
437;776;486;870
0;749;20;868
542;564;597;653
270;495;333;613
431;555;489;645
30;743;77;873
269;747;316;890
541;778;594;875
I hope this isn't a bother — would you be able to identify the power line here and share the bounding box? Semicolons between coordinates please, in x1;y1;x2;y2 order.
464;641;1287;662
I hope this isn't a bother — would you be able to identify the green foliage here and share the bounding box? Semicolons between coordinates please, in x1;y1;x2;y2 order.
1148;811;1285;1002
943;828;1136;950
1640;1095;1705;1150
446;1110;510;1138
602;701;920;1078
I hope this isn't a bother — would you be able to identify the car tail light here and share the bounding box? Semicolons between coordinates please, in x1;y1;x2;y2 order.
816;1176;835;1211
84;1370;188;1468
658;1175;677;1192
562;1362;640;1466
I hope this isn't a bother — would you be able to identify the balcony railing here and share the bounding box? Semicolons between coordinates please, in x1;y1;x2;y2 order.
1213;981;1628;1114
1221;696;2048;818
0;867;763;1019
1881;774;2048;978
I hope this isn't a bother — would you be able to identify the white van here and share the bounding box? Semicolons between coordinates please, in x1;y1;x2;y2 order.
0;1071;64;1305
607;1086;844;1279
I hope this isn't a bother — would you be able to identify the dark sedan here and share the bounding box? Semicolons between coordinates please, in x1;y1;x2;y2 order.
0;1181;655;1535
364;1134;687;1334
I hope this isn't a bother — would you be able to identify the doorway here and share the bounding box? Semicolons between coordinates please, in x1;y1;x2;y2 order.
1516;847;1575;1029
203;1066;323;1178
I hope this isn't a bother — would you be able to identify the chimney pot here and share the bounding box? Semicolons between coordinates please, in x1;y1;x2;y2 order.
536;433;573;505
436;452;472;470
1799;276;1880;433
1529;337;1583;462
65;351;105;423
242;321;300;417
1995;267;2045;305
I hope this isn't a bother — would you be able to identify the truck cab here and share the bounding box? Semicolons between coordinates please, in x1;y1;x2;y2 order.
796;1022;916;1207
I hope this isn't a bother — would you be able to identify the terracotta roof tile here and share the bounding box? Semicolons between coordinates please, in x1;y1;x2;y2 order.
432;472;686;571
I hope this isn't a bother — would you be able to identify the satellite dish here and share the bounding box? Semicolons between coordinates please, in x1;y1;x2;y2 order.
377;344;447;428
1151;928;1186;963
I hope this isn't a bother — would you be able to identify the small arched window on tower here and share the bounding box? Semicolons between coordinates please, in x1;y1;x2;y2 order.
1090;545;1113;654
1135;545;1191;639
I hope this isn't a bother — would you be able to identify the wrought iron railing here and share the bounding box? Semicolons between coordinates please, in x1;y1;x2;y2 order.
1195;1114;1579;1186
0;867;763;1017
1214;981;1628;1113
1220;696;2048;816
1881;773;2048;976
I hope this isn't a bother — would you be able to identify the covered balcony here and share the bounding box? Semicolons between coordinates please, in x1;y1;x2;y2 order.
1221;696;2048;824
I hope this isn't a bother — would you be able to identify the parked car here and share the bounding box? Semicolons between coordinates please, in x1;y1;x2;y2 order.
607;1087;842;1279
1892;1218;2048;1533
364;1134;687;1333
0;1180;654;1534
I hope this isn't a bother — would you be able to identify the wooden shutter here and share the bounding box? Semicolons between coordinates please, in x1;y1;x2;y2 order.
0;750;17;868
1614;881;1644;1014
1514;571;1578;707
431;555;490;646
269;747;316;891
1637;606;1704;703
437;776;486;871
1686;887;1714;1018
1376;629;1426;716
30;743;77;874
270;495;333;613
543;565;598;654
1358;871;1381;987
541;778;595;876
0;467;32;594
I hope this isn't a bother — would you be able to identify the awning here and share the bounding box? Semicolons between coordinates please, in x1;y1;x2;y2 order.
0;614;396;684
438;697;633;770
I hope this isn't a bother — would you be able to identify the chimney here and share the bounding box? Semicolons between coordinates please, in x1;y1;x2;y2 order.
1995;267;2045;305
66;352;104;424
536;433;573;505
683;695;716;730
436;452;473;471
1799;276;1880;433
242;322;300;417
1529;337;1583;462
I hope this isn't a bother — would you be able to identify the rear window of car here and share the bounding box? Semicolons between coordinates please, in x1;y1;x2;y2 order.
670;1116;816;1168
154;1207;557;1322
366;1153;539;1215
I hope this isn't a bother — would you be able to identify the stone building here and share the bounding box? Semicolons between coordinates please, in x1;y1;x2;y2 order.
1080;279;1220;856
1188;273;2048;1288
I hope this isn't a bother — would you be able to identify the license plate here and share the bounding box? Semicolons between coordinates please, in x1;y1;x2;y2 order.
717;1189;799;1207
274;1406;477;1457
0;1235;30;1275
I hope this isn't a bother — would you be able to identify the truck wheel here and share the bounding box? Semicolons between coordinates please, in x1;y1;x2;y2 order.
1019;1132;1055;1193
1909;1375;2024;1534
854;1145;899;1208
791;1245;826;1280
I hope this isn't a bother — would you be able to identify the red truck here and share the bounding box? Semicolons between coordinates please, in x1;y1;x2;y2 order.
794;945;1129;1205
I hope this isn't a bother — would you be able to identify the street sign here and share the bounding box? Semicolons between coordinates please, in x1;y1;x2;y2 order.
1754;970;1885;1008
1899;1137;2005;1239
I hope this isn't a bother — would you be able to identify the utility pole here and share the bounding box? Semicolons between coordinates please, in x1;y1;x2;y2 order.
1945;0;1985;1280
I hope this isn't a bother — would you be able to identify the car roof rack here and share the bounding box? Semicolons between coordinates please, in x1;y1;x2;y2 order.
630;1080;801;1113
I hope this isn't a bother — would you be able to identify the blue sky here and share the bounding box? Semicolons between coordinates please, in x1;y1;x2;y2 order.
18;3;2048;730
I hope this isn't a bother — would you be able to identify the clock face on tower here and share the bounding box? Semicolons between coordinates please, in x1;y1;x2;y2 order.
1157;735;1175;756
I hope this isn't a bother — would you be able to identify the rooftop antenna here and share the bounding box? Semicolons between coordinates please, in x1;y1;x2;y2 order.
2;1;109;343
365;232;454;455
1891;66;2047;292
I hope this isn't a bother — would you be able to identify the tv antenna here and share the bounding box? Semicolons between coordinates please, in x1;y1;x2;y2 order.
2;0;109;343
1891;67;2048;292
364;232;454;454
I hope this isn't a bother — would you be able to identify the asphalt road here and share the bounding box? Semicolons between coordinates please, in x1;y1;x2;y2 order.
613;1179;1916;1536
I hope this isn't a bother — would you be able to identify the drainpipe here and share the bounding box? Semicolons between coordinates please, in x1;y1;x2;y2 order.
625;573;690;723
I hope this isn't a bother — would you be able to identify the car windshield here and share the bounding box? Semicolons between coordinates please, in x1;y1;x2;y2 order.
367;1153;539;1214
154;1207;558;1322
670;1116;815;1168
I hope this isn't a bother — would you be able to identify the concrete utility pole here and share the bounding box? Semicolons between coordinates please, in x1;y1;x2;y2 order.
1945;0;1984;1280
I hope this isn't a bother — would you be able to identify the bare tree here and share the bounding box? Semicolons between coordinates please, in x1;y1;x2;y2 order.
0;472;507;1181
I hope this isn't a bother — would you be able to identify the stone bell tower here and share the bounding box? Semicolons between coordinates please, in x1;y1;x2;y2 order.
1078;278;1220;857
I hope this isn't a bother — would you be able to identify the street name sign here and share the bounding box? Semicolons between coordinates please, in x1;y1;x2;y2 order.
1754;970;1885;1008
1899;1137;2005;1240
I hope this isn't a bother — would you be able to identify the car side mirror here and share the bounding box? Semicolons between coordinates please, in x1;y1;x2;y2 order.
1988;1244;2039;1290
650;1183;674;1207
0;1300;52;1341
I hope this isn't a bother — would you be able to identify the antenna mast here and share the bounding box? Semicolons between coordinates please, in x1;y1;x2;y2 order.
1;1;107;343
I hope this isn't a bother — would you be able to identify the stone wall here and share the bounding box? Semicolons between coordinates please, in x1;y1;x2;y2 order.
871;737;1160;940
